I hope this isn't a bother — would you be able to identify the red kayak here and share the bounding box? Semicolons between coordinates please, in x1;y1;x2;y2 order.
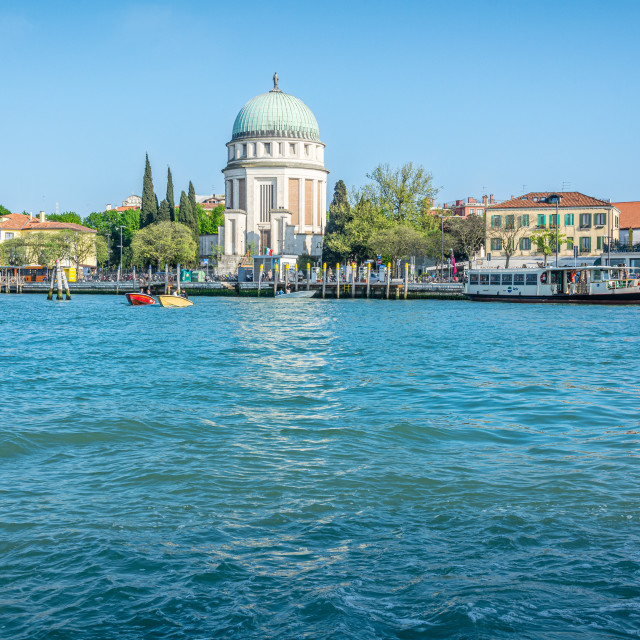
125;292;157;306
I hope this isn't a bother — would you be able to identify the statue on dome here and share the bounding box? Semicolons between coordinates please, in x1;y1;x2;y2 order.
272;72;279;91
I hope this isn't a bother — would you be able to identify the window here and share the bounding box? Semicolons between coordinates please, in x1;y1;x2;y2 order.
278;142;284;156
550;214;558;228
594;213;606;226
242;144;247;157
514;273;525;285
579;213;591;228
520;237;531;250
564;213;574;226
491;238;502;251
580;237;591;252
490;273;501;285
615;215;619;228
304;144;310;156
533;197;539;202
469;208;475;215
506;215;515;229
5;232;14;239
502;273;513;285
526;273;537;285
289;143;296;155
597;236;604;250
537;214;546;228
470;273;479;284
519;214;530;227
566;237;574;250
476;209;483;215
263;143;271;156
491;215;502;228
480;273;489;284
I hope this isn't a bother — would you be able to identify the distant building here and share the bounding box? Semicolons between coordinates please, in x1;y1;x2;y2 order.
106;195;142;212
0;211;97;268
612;201;640;248
196;195;226;210
485;192;620;265
443;194;495;217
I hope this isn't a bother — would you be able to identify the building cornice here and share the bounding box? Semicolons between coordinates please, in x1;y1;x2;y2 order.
223;160;330;174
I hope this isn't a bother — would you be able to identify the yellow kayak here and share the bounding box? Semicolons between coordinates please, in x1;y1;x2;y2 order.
157;295;193;308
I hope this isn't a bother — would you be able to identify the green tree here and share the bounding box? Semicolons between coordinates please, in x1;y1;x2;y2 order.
131;221;197;269
140;153;157;227
46;212;82;224
95;235;109;267
21;232;62;266
83;209;140;267
198;204;223;234
363;162;439;231
323;180;354;263
188;181;197;220
448;215;485;265
0;204;12;217
158;198;171;222
368;225;429;269
166;167;175;221
0;237;28;264
529;228;567;266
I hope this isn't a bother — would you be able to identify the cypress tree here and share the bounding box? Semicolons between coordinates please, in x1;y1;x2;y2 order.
158;199;171;222
181;187;200;265
178;190;190;226
166;167;175;221
188;181;197;221
141;153;158;227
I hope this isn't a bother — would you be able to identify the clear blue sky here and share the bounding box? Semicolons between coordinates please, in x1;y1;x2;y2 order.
2;0;639;216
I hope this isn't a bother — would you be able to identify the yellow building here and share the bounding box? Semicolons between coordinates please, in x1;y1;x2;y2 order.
0;211;97;271
485;192;620;264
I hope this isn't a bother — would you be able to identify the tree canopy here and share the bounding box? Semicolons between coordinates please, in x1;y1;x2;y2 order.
131;221;197;268
141;153;157;227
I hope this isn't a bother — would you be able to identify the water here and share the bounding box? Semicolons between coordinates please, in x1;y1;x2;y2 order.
1;295;639;639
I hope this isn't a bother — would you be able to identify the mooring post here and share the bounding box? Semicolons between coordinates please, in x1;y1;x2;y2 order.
47;264;54;300
177;264;181;295
62;267;71;300
116;266;120;295
258;264;263;296
336;262;340;299
285;264;289;292
132;266;136;292
273;263;279;296
404;262;409;300
351;262;356;298
366;263;371;298
322;262;326;299
386;262;391;299
164;263;169;294
294;264;298;292
56;260;64;300
306;263;310;291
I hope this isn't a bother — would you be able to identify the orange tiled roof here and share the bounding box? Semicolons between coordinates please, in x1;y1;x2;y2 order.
487;192;612;210
612;201;640;229
0;213;95;233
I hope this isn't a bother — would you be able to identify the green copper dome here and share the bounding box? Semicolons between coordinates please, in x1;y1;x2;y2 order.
232;84;320;141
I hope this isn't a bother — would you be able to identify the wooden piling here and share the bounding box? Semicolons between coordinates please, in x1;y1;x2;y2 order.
132;266;136;291
294;264;298;292
366;263;371;298
56;260;64;300
47;264;54;300
306;263;311;291
164;263;169;294
386;262;391;299
404;263;409;299
61;265;71;300
116;266;120;295
322;262;326;299
336;263;340;299
285;264;289;292
258;264;263;296
273;263;279;296
177;264;181;295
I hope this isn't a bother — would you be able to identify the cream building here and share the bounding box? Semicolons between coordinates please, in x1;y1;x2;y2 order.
485;192;620;265
219;74;328;271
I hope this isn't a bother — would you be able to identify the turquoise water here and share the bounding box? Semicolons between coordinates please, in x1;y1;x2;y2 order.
1;295;639;639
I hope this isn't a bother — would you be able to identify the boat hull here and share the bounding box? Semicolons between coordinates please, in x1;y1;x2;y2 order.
157;295;193;308
125;293;157;306
466;292;640;304
277;290;316;298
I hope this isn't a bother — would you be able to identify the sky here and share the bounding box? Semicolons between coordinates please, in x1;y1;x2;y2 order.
1;0;639;216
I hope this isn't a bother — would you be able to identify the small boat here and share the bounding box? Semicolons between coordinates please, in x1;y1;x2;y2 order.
126;292;157;306
276;290;316;298
157;294;194;308
465;265;640;304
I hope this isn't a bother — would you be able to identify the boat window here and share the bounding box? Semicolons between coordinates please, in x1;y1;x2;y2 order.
592;270;602;282
550;271;562;285
470;273;479;284
502;273;513;285
526;273;537;285
514;273;525;285
480;273;489;284
490;274;501;285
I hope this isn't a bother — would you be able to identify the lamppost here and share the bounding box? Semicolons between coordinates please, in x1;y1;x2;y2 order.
118;225;125;272
440;214;444;281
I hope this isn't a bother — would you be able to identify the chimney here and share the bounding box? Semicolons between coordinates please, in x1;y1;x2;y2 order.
106;204;112;211
490;194;495;204
482;195;488;205
39;211;45;223
456;199;463;206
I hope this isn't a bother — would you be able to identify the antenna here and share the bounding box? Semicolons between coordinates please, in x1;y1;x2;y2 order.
522;184;527;194
55;202;59;215
561;181;571;192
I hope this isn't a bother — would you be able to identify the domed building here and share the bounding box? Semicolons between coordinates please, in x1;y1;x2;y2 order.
220;74;328;270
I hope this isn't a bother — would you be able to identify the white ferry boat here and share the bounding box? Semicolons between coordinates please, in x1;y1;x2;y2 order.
465;265;640;304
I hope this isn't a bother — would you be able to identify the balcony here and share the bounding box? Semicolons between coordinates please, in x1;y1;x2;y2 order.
604;240;640;253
